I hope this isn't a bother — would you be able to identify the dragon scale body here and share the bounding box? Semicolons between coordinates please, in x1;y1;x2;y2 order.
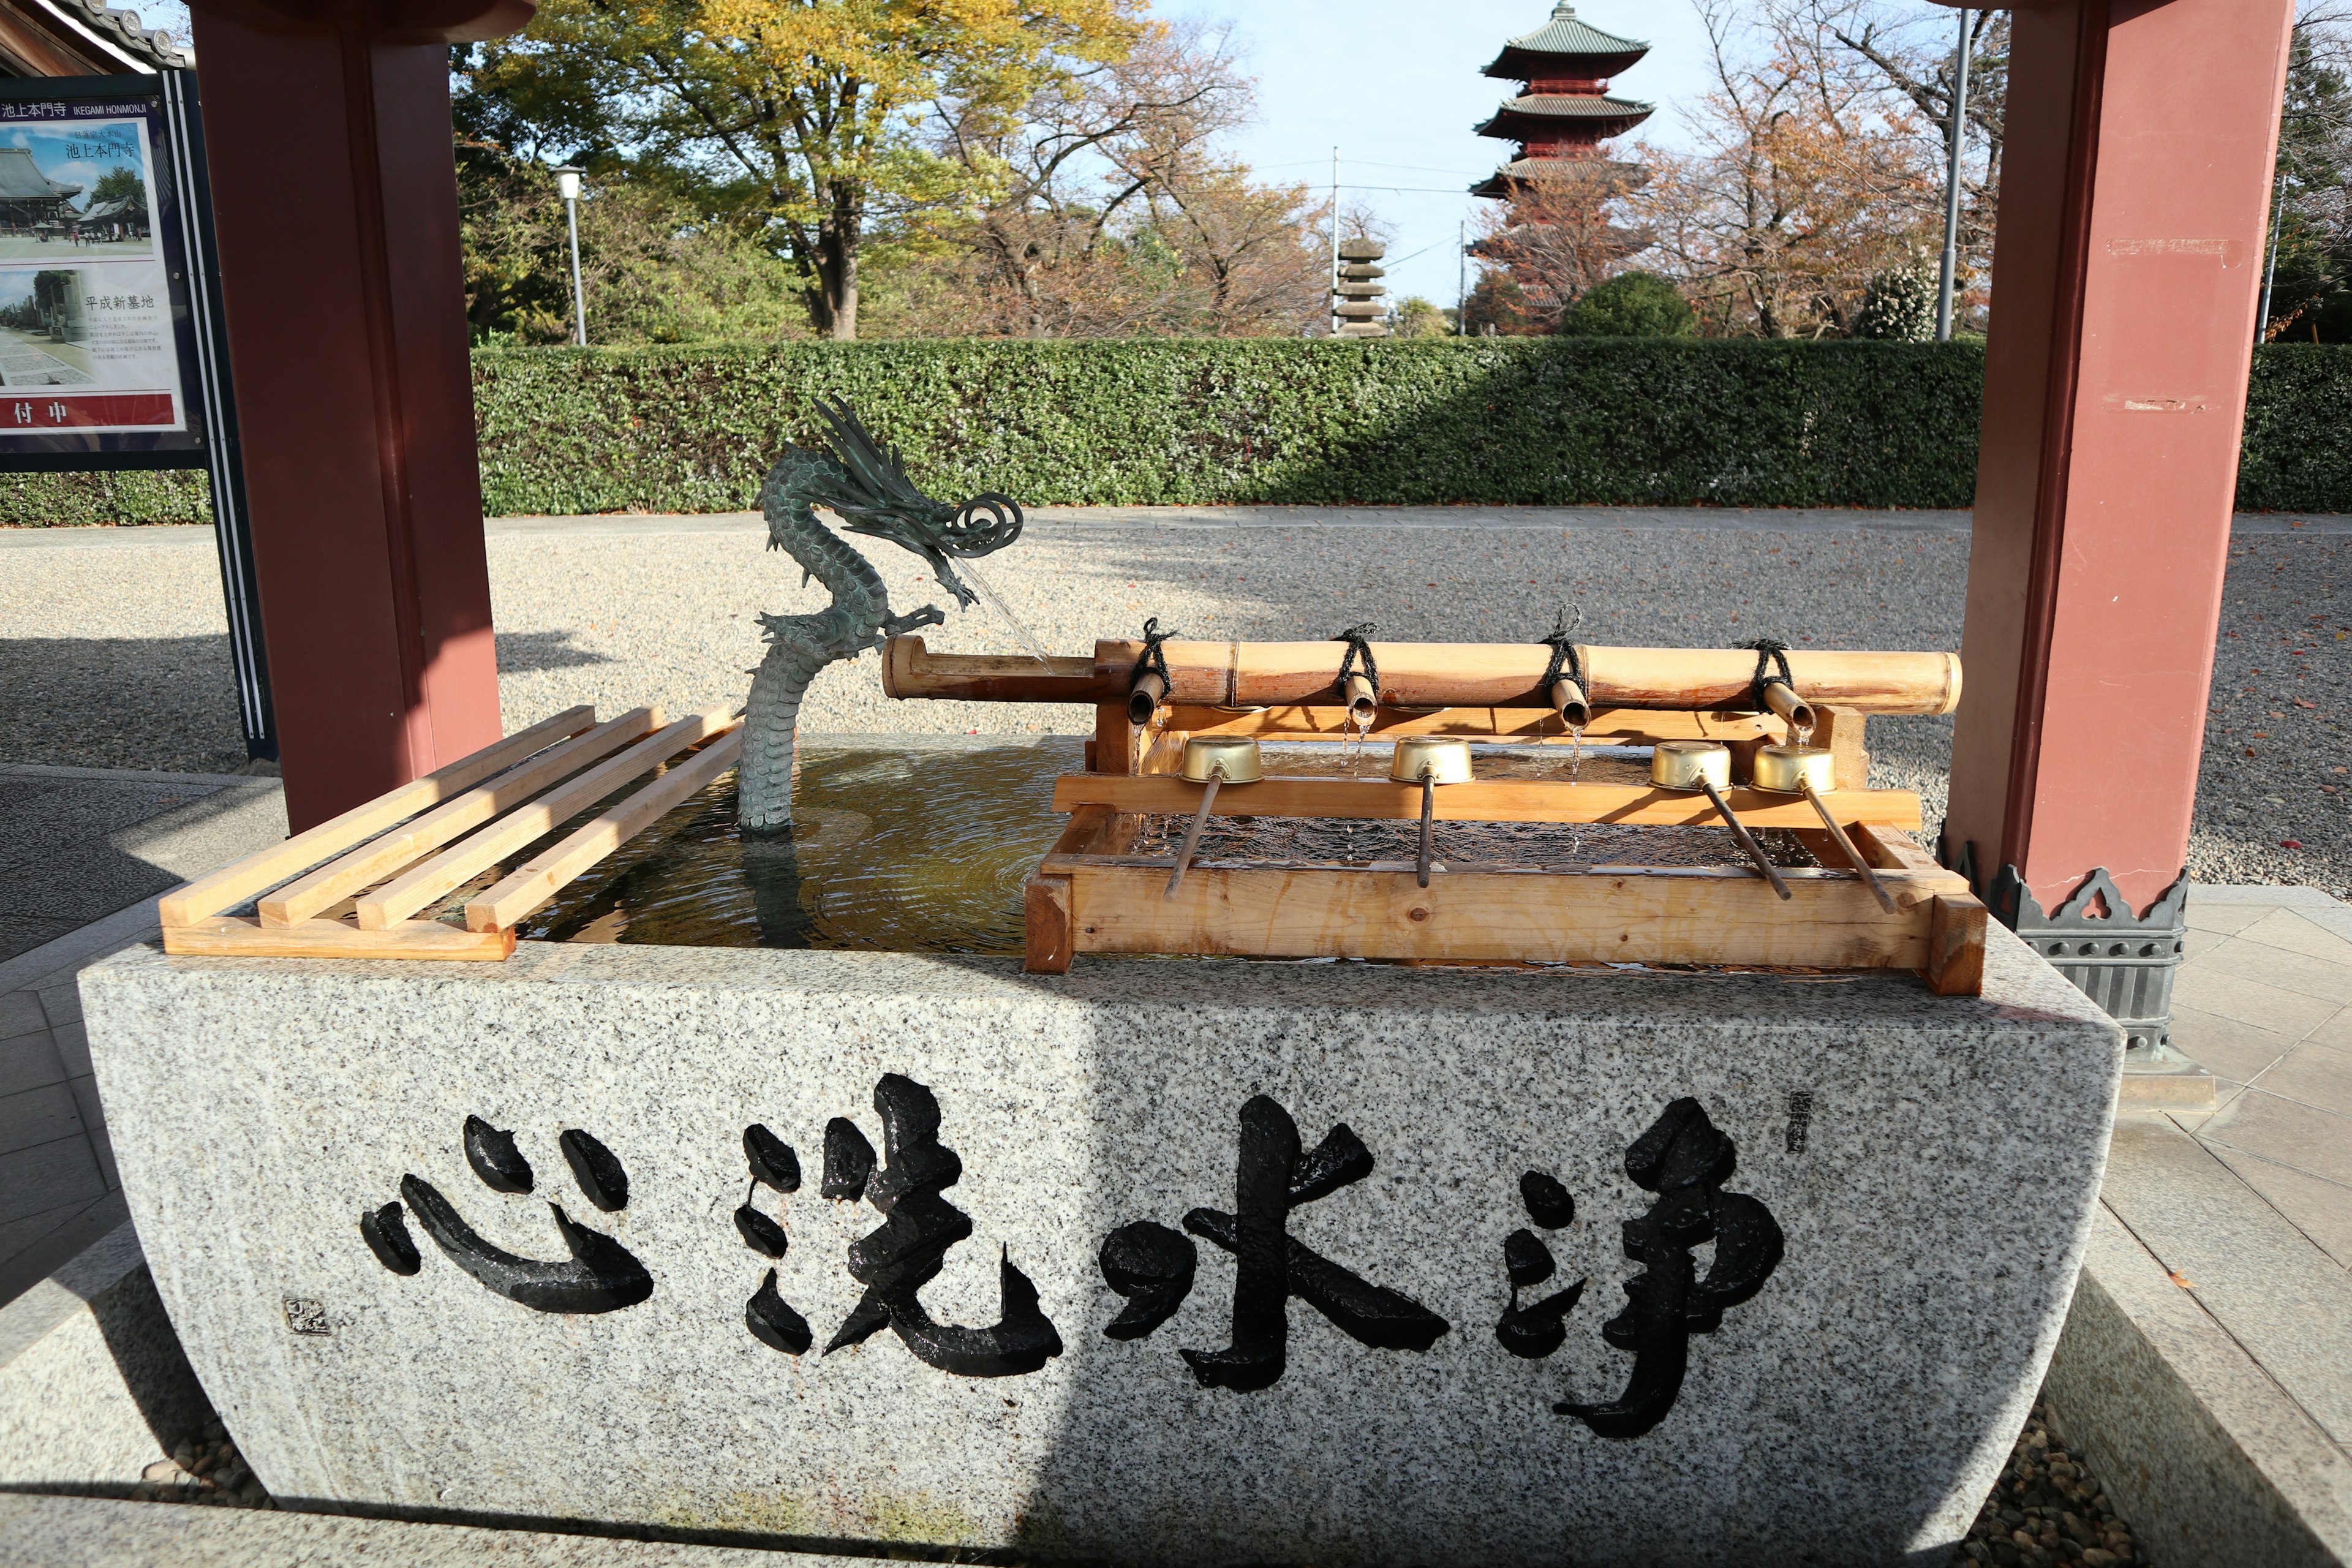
739;448;935;832
733;400;1022;835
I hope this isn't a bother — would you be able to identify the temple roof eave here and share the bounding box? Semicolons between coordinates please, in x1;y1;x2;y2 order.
1474;102;1655;141
1480;44;1648;83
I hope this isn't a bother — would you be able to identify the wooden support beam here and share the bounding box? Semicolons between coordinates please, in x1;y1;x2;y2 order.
1050;774;1922;830
159;914;514;962
157;706;596;928
1162;706;1776;744
464;730;744;932
355;707;737;930
257;707;661;927
1024;874;1074;974
1063;864;1936;968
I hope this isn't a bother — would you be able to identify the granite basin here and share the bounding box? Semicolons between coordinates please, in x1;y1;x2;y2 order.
82;919;2120;1567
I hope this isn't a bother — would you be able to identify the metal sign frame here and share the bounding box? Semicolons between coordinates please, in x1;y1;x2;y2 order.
0;70;273;759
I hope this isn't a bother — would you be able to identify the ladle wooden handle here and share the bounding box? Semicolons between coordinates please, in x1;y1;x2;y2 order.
1164;769;1223;897
1415;771;1436;888
1802;780;1899;913
1695;775;1793;900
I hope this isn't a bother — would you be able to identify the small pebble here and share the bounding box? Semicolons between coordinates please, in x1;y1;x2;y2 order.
1958;1401;2147;1566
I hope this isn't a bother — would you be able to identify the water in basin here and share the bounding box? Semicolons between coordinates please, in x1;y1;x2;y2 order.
500;736;1818;952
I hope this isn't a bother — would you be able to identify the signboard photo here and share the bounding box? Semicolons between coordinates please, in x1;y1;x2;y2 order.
0;80;209;465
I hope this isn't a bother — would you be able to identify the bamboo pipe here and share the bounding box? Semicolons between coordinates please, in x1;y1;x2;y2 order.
878;637;1960;715
1343;671;1378;725
1762;681;1815;736
1550;676;1591;729
1128;671;1167;726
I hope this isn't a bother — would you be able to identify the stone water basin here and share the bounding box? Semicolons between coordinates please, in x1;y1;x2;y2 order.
79;732;2125;1567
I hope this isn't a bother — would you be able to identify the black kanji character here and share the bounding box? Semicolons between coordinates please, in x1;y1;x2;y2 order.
824;1074;1062;1378
1495;1169;1587;1359
1101;1094;1450;1392
1557;1098;1783;1439
364;1119;652;1314
736;1122;812;1354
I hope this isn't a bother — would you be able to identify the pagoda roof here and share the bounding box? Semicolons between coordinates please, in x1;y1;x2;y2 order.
1469;155;1648;200
1476;94;1654;140
0;149;80;203
1482;5;1648;81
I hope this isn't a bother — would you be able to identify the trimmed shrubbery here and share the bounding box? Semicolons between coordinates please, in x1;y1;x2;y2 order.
2;338;2344;526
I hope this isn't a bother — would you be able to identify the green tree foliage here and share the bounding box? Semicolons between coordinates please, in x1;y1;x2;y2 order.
1556;271;1696;338
1392;297;1449;338
89;166;143;206
453;138;807;345
457;0;1144;340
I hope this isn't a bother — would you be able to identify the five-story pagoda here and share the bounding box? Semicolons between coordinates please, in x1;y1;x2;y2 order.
1471;2;1654;201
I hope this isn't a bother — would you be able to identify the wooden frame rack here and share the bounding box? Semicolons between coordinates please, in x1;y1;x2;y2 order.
157;704;744;960
882;635;1987;993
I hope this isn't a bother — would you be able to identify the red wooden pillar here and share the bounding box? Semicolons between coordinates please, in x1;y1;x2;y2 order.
189;0;529;831
1943;0;2295;1076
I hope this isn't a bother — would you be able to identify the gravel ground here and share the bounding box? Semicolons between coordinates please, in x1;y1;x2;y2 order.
0;514;2343;897
1956;1401;2147;1567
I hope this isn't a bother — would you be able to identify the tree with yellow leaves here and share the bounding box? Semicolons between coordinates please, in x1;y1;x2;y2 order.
467;0;1145;339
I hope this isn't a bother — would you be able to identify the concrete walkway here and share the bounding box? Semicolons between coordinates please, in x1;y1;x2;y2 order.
2173;886;2352;1267
0;770;284;1306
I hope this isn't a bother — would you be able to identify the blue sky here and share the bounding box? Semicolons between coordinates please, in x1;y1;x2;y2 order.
1149;0;1726;310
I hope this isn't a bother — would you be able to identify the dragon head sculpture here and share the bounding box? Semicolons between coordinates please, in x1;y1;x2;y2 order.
803;398;1025;609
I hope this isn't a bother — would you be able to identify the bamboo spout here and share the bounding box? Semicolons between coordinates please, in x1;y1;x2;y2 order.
1550;676;1591;729
1343;671;1378;725
880;635;1961;716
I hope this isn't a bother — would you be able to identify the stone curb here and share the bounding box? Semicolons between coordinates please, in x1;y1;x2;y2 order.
0;1493;872;1567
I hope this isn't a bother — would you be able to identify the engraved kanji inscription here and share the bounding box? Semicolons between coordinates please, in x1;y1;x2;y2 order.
364;1120;652;1314
1102;1094;1450;1391
824;1074;1063;1378
1557;1098;1783;1439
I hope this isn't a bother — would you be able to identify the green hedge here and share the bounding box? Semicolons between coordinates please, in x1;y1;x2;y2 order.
2237;344;2352;511
470;338;1988;514
5;338;2347;525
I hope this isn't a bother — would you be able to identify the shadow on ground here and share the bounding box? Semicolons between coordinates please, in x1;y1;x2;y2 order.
0;636;246;775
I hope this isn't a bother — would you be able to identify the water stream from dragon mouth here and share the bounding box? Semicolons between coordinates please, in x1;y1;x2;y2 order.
423;737;1820;953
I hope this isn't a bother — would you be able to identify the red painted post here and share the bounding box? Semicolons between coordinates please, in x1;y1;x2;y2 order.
1942;0;2296;1073
189;0;528;831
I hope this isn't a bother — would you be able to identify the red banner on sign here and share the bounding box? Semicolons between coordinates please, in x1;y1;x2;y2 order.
0;393;175;429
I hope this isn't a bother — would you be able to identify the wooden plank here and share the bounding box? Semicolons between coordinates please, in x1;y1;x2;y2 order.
1814;707;1871;790
1852;826;1970;886
1023;874;1075;973
1927;892;1989;996
463;730;745;932
356;707;737;930
257;708;662;929
160;914;514;962
1094;701;1139;775
1050;774;1922;829
1064;864;1928;967
1165;706;1775;743
157;706;597;927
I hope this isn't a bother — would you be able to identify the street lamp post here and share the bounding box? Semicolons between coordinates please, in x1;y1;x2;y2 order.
1934;12;1972;341
552;165;587;347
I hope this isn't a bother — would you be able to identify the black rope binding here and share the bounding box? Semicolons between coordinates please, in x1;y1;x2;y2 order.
1332;622;1381;699
1129;616;1178;694
1742;637;1796;713
1539;604;1584;693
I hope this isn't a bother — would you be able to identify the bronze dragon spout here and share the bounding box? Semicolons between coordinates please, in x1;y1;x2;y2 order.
739;400;1024;832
